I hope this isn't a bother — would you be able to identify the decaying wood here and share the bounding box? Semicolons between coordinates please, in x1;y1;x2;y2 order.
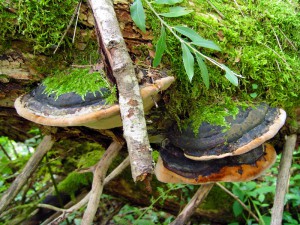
0;135;55;214
170;184;214;225
271;134;297;225
88;0;153;181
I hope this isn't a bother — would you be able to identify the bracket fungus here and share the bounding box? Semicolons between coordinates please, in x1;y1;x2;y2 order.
168;104;286;160
155;142;277;184
14;76;175;130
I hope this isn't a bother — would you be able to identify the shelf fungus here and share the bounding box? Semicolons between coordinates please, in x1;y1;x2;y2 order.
14;76;175;130
155;142;277;184
168;104;286;161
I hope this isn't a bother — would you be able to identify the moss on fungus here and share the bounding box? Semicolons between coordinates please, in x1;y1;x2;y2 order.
146;0;300;129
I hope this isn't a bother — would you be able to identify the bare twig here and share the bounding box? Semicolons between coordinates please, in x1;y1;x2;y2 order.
206;0;225;19
0;135;55;214
170;183;214;225
0;143;12;161
271;134;297;225
216;183;259;223
262;43;287;64
37;203;65;212
88;0;153;181
278;27;297;50
105;156;130;183
275;60;282;72
233;0;245;17
53;1;81;54
72;0;82;43
81;141;123;225
47;144;127;225
271;26;283;53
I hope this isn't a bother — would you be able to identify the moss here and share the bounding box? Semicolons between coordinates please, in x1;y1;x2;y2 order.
200;184;233;211
0;0;78;53
57;172;93;196
42;68;117;104
146;0;300;128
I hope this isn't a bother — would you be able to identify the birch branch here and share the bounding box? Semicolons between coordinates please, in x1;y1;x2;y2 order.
81;141;123;225
0;135;55;214
47;142;126;225
271;134;297;225
170;183;214;225
88;0;153;182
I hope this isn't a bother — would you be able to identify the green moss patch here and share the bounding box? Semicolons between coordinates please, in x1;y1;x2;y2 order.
42;68;117;104
147;0;300;128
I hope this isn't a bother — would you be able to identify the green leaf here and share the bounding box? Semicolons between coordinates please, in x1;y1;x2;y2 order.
155;0;183;5
192;40;221;51
233;201;243;217
181;42;194;82
173;26;204;42
195;52;209;88
160;6;193;17
153;26;167;67
250;92;257;98
130;0;146;32
258;194;265;202
222;65;239;86
252;83;258;89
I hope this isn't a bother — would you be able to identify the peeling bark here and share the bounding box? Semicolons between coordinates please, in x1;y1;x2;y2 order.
88;0;153;181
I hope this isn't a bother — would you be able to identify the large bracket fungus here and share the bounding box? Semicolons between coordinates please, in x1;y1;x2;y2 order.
14;76;175;130
168;104;286;161
155;142;277;184
154;104;286;184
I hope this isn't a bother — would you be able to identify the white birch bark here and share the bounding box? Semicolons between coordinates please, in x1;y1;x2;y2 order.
88;0;153;181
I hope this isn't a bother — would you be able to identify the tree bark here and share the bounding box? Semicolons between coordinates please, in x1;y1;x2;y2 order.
271;134;297;225
88;0;153;181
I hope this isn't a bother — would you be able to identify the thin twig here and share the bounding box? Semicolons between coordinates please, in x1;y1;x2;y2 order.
271;26;283;53
262;43;287;64
275;60;282;72
0;135;55;214
278;27;297;50
105;156;130;184
271;134;297;225
53;1;81;54
73;0;82;43
0;143;12;161
206;0;225;19
170;183;214;225
38;203;65;212
233;0;245;17
82;141;123;225
47;145;127;225
216;183;259;223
